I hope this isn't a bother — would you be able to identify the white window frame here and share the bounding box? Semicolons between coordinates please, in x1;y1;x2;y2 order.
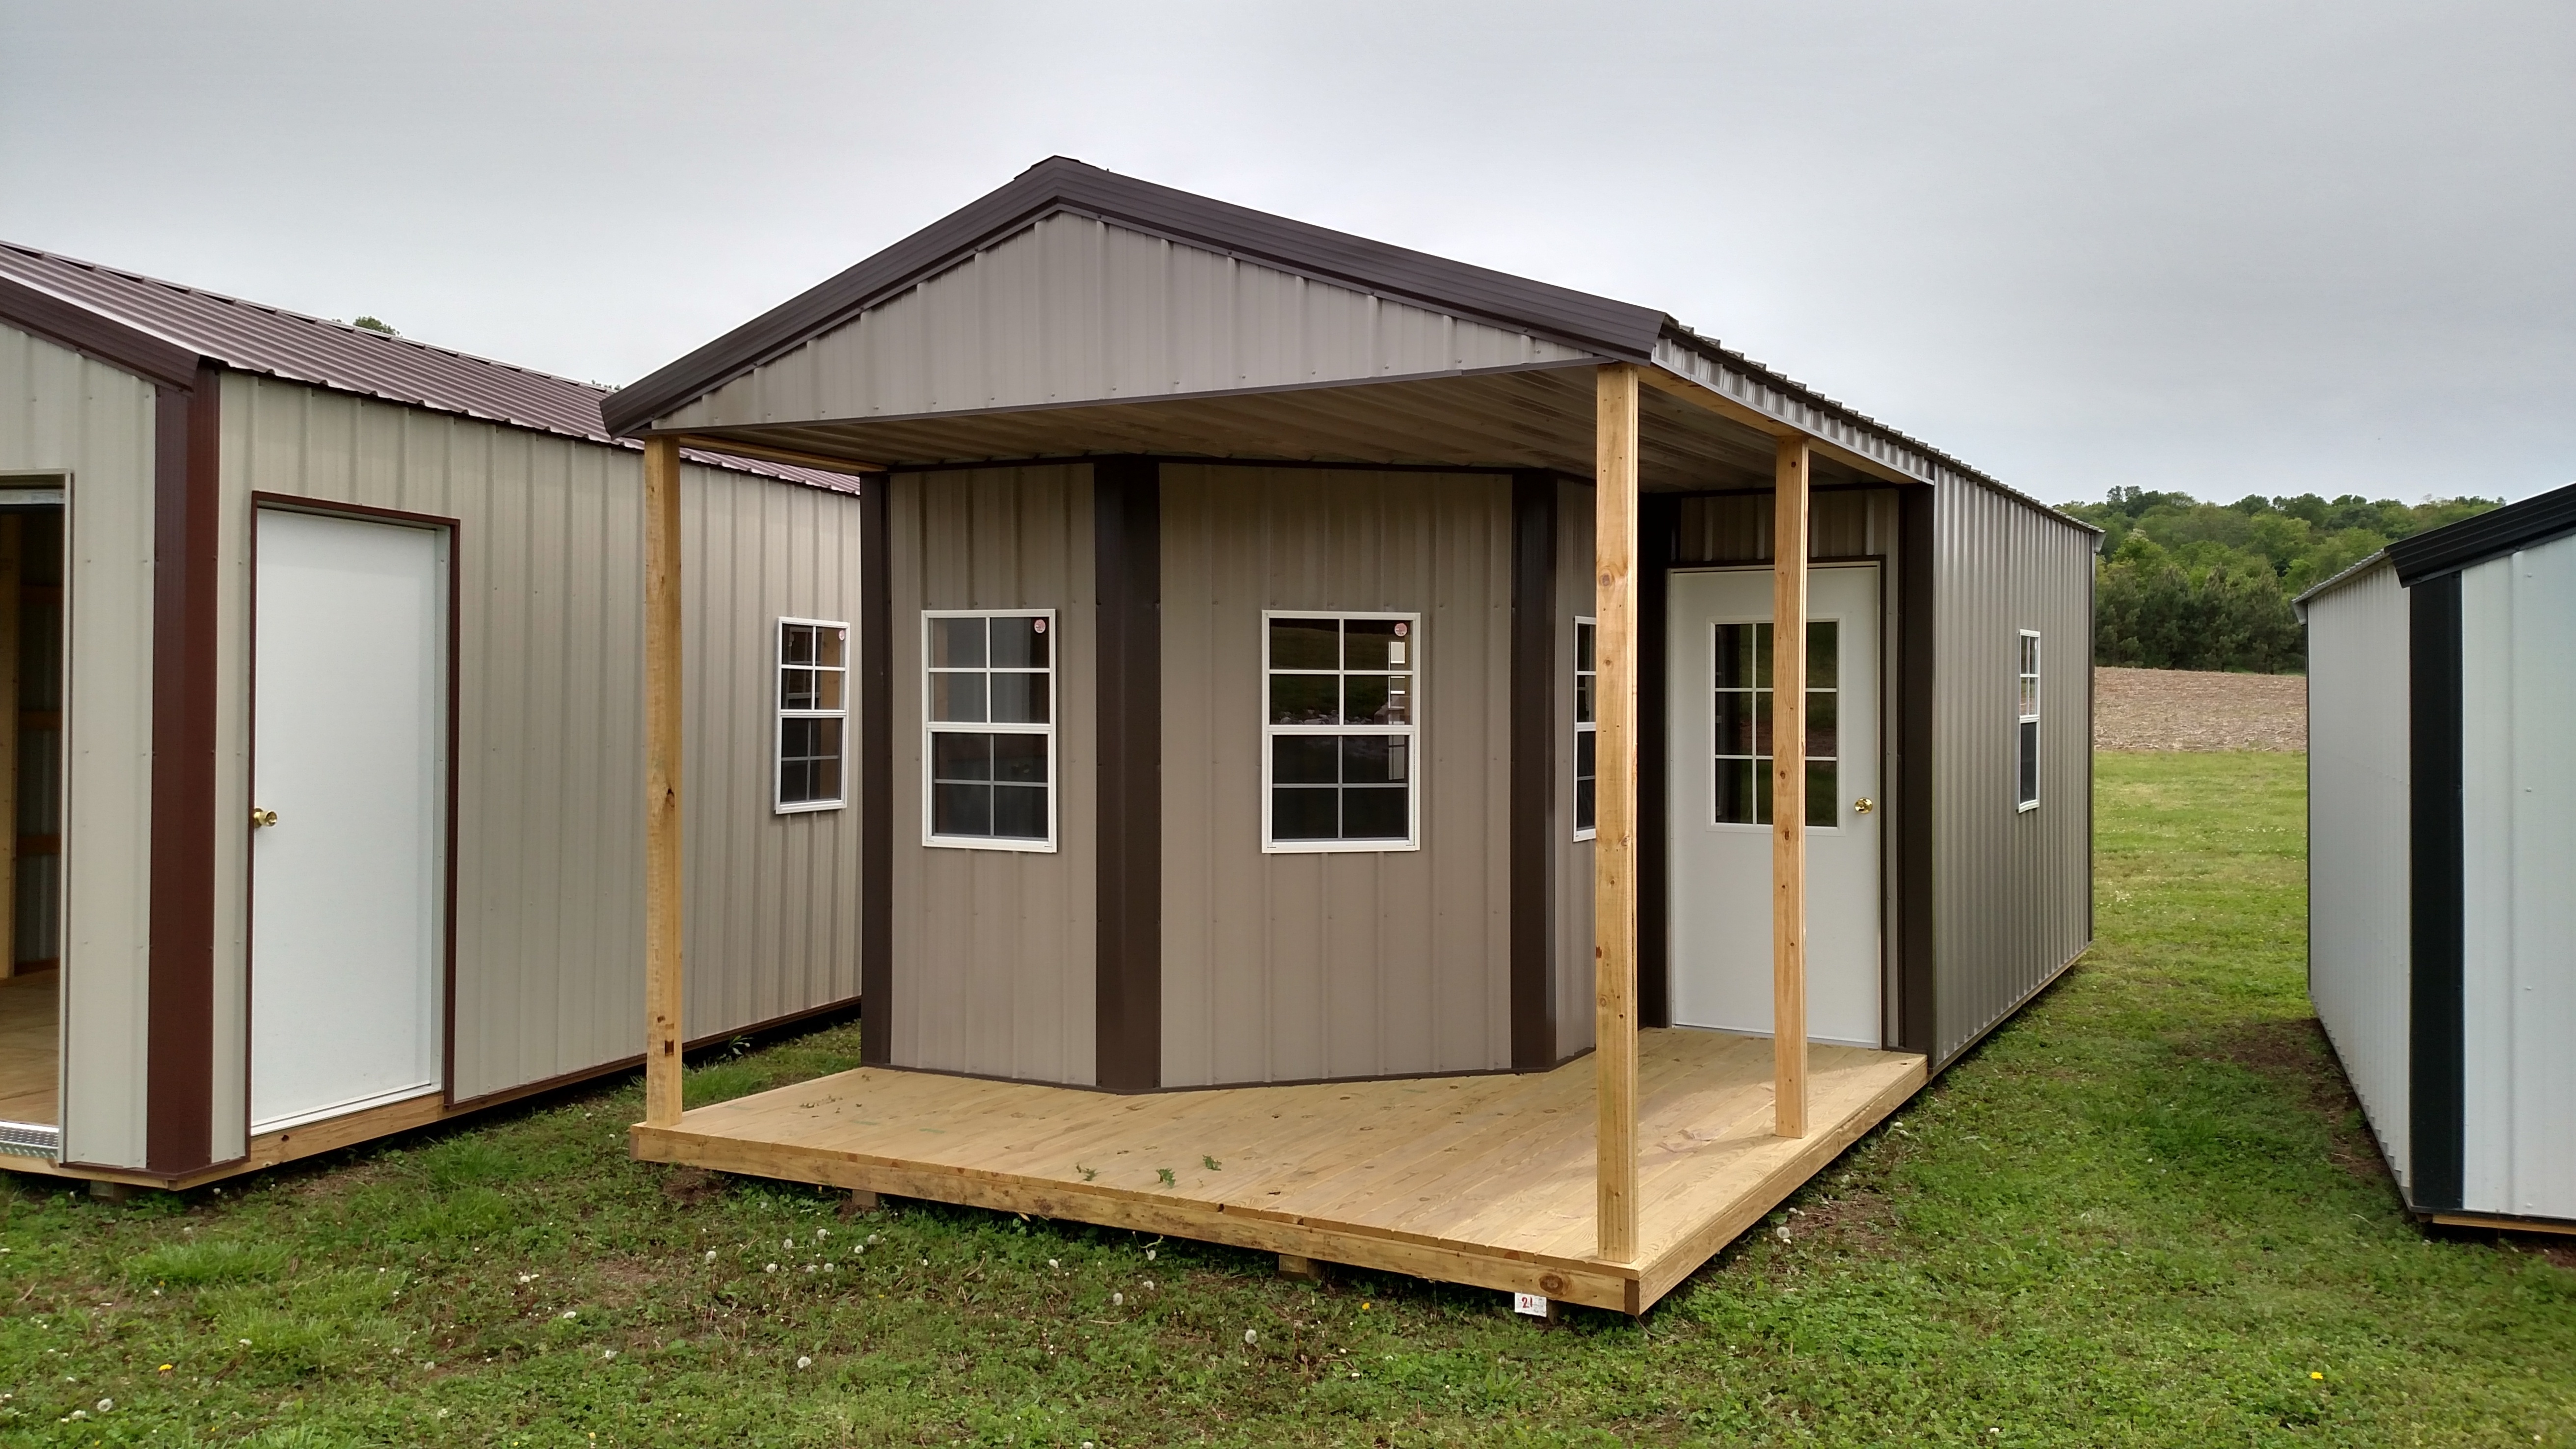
2017;629;2042;813
1707;616;1844;833
1261;609;1423;854
1573;616;1597;842
774;616;850;814
921;608;1059;853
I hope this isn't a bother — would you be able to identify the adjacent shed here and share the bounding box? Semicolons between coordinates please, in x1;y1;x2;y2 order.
0;243;870;1187
2300;482;2576;1234
606;159;2098;1313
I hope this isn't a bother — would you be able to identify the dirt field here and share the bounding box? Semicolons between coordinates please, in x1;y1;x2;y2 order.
2093;665;2306;751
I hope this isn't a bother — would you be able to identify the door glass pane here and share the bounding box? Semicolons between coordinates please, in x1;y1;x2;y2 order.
1806;620;1838;688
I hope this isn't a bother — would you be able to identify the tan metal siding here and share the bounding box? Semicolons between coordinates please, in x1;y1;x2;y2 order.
681;468;868;1041
1158;465;1511;1087
1930;476;2094;1064
220;375;863;1104
2304;557;2410;1185
1553;476;1597;1060
0;322;157;1169
885;465;1097;1085
662;214;1595;433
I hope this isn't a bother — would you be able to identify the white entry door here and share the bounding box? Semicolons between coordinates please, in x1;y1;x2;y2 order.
250;508;447;1133
1667;563;1882;1046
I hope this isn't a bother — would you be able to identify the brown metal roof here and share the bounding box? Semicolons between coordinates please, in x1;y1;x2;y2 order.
0;241;859;494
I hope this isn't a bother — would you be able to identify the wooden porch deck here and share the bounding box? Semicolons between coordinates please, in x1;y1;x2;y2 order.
632;1028;1924;1314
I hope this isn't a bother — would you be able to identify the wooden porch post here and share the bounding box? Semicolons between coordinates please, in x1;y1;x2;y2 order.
1594;362;1641;1261
1771;436;1811;1138
643;435;686;1128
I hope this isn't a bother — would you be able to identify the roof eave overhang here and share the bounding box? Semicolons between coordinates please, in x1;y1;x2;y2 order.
0;271;204;391
2385;482;2576;586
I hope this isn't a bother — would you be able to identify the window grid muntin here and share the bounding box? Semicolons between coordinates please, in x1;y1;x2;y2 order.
922;609;1057;851
2017;630;2041;811
1573;617;1597;840
1262;610;1422;853
1710;619;1840;830
776;616;850;813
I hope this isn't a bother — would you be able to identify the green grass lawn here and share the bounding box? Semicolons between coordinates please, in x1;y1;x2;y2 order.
4;751;2570;1446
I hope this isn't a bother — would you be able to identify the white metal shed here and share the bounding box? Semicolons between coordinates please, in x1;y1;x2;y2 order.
2300;481;2576;1233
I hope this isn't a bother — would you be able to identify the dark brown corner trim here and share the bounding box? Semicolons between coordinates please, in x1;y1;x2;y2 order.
1637;494;1677;1031
145;367;220;1174
858;477;894;1067
1093;457;1162;1091
1508;473;1557;1070
0;274;201;391
1895;484;1937;1058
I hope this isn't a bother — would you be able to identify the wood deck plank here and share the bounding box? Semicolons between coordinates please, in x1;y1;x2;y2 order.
635;1028;1926;1314
0;973;55;1125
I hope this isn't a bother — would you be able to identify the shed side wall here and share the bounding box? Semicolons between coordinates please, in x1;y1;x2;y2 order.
885;465;1098;1085
1553;475;1597;1061
1930;477;2093;1065
222;375;863;1104
1158;464;1511;1087
2303;558;2412;1188
0;322;156;1168
660;213;1594;433
2459;535;2576;1219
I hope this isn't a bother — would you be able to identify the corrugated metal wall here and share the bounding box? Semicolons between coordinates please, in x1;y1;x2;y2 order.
0;322;157;1169
1158;465;1512;1086
1673;488;1901;565
1552;476;1597;1061
1930;474;2094;1065
661;213;1594;433
2458;536;2576;1219
2303;558;2412;1188
221;374;866;1104
884;465;1098;1085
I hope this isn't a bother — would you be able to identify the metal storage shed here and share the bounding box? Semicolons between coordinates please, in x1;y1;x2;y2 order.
0;243;870;1188
2300;481;2576;1234
605;158;2097;1313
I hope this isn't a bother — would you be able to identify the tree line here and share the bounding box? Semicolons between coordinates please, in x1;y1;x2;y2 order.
2052;488;2499;674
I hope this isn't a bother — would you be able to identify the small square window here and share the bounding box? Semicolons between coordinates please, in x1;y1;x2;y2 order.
776;618;849;812
924;611;1056;849
1263;612;1420;852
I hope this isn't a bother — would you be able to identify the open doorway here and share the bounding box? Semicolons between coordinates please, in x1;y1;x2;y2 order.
0;480;65;1155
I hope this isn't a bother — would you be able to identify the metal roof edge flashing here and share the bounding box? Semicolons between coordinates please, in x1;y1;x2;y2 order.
2292;550;2392;615
2385;482;2576;587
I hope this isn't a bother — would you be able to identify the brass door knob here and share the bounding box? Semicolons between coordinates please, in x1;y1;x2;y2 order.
251;807;279;828
1852;798;1874;815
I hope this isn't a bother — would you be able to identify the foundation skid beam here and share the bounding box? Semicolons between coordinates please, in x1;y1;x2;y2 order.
1771;436;1811;1138
1592;362;1642;1263
642;435;687;1128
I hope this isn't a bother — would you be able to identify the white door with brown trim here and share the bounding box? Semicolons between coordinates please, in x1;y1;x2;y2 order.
1666;563;1882;1046
249;507;447;1133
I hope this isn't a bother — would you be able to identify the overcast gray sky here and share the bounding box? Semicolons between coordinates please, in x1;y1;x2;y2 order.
4;1;2569;505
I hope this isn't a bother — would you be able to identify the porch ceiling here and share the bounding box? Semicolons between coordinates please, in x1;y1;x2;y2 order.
650;365;1892;493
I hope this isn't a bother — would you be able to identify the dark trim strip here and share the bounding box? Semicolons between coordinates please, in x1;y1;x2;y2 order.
0;273;200;390
2388;480;2576;586
1092;456;1163;1091
1508;472;1557;1070
145;369;221;1174
2408;573;2465;1212
816;452;1531;480
1637;494;1677;1030
1896;483;1938;1057
858;476;894;1067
